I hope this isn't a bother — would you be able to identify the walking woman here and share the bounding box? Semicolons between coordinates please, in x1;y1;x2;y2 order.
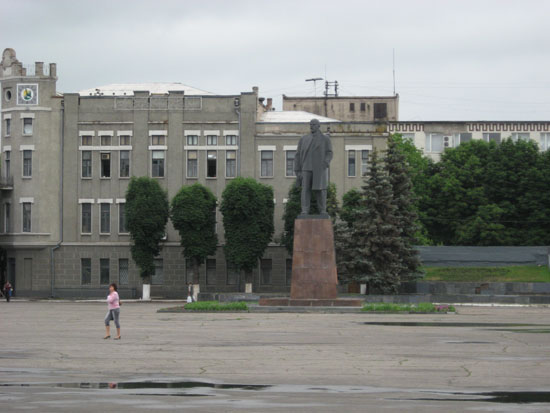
104;283;121;340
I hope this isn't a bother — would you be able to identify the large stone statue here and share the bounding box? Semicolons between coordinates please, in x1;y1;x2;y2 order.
295;119;333;215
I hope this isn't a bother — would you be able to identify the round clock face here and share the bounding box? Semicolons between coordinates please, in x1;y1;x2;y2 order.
21;87;34;102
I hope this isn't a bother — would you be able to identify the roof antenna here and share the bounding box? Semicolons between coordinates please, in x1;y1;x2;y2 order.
393;48;396;96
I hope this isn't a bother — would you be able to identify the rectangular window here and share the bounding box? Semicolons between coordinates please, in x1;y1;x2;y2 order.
186;135;198;146
100;258;110;285
22;150;32;178
100;153;111;178
5;151;10;179
100;135;111;146
541;133;550;151
373;103;387;119
225;135;237;145
483;133;501;144
226;263;239;285
118;203;127;233
81;135;92;146
286;258;292;286
226;150;236;178
81;203;92;234
360;102;366;112
152;151;165;177
361;150;369;176
4;203;10;233
119;135;131;146
119;150;130;177
511;132;530;142
119;259;129;285
401;133;415;142
152;259;163;285
22;203;31;233
82;151;92;178
187;150;198;178
348;150;356;177
455;133;472;147
206;135;218;145
260;150;273;177
5;119;10;136
260;258;272;285
349;102;355;112
81;258;91;285
428;133;444;152
206;258;216;285
100;203;110;234
23;118;33;135
185;259;195;284
286;150;296;177
207;151;217;178
151;135;165;146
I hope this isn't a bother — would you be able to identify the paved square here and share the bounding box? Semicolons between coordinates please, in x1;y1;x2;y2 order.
1;302;549;412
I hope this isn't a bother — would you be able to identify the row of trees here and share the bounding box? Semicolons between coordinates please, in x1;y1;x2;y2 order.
394;135;550;246
125;177;274;291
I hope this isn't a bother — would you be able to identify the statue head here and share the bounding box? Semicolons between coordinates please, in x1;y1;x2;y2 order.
310;118;320;134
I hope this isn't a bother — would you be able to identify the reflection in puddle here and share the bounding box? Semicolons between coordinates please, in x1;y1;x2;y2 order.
1;380;550;404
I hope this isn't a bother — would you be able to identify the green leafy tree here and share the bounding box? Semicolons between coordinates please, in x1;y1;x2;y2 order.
281;182;339;254
171;184;218;284
336;149;405;294
126;177;169;283
385;135;423;280
220;177;274;287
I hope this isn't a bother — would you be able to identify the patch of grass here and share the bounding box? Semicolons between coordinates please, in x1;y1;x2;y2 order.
423;265;550;283
183;301;248;312
361;302;455;313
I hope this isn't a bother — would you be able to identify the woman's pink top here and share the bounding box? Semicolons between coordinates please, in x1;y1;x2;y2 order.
107;291;120;310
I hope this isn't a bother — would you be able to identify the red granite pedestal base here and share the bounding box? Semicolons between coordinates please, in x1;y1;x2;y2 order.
260;216;362;307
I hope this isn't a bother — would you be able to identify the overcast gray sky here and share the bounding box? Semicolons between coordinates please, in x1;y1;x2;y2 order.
2;0;550;120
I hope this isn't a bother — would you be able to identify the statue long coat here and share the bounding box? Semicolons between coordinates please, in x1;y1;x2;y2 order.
294;131;333;190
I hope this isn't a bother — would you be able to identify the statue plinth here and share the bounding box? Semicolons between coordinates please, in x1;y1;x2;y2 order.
290;216;338;299
259;216;363;307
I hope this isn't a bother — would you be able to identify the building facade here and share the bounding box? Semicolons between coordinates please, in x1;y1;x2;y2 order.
0;49;387;298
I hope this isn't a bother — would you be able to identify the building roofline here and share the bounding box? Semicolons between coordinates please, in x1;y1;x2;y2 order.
283;95;398;100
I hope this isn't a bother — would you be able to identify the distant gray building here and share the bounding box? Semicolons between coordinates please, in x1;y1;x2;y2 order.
0;49;387;298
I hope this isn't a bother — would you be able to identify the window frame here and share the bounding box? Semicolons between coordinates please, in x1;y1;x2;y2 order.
81;150;92;178
285;150;296;178
118;203;128;234
428;133;445;153
206;258;217;285
100;135;112;146
99;203;111;235
260;258;272;285
100;152;111;178
4;150;10;179
347;150;356;177
151;150;165;178
206;135;218;146
22;117;33;136
81;135;92;146
260;150;274;178
225;135;237;145
119;150;130;178
22;202;32;233
206;150;217;178
186;150;198;178
151;135;166;146
186;135;198;146
152;259;164;285
225;150;236;178
483;132;501;144
81;203;92;235
100;258;110;285
4;203;10;233
5;118;10;137
81;258;92;285
360;150;369;176
119;135;131;146
22;150;32;178
118;258;129;285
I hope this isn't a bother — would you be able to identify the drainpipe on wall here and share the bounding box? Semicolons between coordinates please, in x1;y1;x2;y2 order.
50;100;64;298
235;107;241;176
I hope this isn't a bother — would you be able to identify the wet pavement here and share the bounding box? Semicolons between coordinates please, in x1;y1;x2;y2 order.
1;301;549;412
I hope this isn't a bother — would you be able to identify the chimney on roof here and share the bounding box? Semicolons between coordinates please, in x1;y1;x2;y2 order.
49;63;57;78
35;62;44;76
266;98;272;111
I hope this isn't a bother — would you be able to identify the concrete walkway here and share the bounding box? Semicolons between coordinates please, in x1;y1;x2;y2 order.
1;302;549;412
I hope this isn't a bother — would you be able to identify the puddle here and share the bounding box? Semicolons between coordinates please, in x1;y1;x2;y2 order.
362;322;547;328
1;380;550;404
412;391;550;404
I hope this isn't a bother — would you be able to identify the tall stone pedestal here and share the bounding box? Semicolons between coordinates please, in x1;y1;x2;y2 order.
259;216;362;307
290;216;338;299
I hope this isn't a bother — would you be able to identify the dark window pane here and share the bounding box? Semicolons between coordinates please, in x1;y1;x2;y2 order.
82;203;92;233
152;259;163;284
348;151;356;177
101;153;111;178
119;259;129;285
82;151;92;178
286;150;296;177
374;103;387;119
118;203;127;233
207;151;217;178
227;263;239;285
100;258;110;285
81;258;91;285
100;203;110;233
206;259;216;285
260;259;272;285
119;150;130;177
